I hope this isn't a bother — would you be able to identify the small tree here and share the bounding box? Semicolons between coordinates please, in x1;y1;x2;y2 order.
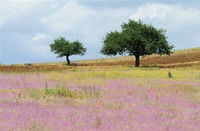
50;37;86;65
101;20;174;67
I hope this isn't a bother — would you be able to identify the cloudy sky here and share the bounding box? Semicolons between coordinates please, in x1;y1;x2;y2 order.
0;0;199;64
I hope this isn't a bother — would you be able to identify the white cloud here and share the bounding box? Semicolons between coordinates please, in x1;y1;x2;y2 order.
41;1;97;33
1;0;43;26
41;1;131;45
130;3;173;20
32;33;49;41
129;3;200;27
129;3;200;49
28;42;51;57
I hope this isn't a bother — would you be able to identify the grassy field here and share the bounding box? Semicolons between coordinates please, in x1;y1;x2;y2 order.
0;48;200;130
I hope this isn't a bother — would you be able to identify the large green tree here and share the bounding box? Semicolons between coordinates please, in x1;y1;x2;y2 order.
101;20;174;67
50;37;86;65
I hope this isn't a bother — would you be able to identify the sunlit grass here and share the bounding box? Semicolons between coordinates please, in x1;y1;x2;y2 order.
45;66;199;81
41;66;200;105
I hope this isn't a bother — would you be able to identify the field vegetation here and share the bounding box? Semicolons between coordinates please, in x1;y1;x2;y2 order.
0;48;200;130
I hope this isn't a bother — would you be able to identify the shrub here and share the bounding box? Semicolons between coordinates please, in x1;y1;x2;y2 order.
168;71;173;78
29;89;42;99
29;83;96;100
24;63;32;66
44;83;83;99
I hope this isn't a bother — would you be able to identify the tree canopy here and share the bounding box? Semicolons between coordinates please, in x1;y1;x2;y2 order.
101;20;174;67
50;37;86;65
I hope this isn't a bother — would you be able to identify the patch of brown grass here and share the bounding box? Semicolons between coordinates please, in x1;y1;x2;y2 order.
77;48;200;67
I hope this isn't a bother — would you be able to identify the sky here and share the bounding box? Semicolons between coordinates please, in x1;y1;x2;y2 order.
0;0;200;64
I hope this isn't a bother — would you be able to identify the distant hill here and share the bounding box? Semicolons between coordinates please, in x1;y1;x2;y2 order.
0;48;200;72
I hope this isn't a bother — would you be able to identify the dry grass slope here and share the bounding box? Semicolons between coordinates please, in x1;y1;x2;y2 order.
0;48;200;72
75;47;200;67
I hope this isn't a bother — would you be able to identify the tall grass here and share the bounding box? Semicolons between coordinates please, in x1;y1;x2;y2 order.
29;83;101;100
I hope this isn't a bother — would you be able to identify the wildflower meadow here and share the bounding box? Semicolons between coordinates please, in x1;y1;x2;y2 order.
0;66;199;130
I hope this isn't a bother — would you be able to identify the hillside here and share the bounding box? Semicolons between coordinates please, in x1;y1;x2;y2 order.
75;47;200;67
0;48;200;72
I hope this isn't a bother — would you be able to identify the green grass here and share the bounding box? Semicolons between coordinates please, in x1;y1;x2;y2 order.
29;85;85;100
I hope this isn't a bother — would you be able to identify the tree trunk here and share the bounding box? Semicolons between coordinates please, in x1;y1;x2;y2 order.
66;56;70;65
135;55;140;67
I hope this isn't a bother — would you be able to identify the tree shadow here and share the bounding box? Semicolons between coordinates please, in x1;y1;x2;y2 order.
140;65;174;68
65;63;78;66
